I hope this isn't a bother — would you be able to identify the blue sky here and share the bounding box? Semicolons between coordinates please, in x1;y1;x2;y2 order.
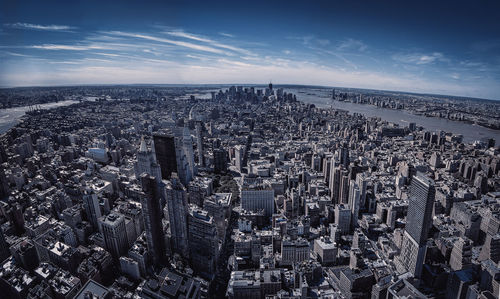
1;0;500;100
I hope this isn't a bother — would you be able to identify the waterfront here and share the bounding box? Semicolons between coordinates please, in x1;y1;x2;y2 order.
288;88;500;143
0;100;78;134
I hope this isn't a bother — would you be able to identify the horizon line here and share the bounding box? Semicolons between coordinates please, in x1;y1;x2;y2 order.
0;82;498;102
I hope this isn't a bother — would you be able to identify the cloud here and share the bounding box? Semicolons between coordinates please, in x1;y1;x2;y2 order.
5;22;76;31
164;30;254;56
219;32;234;38
31;44;106;50
392;52;446;65
337;38;367;52
104;31;233;55
317;39;330;46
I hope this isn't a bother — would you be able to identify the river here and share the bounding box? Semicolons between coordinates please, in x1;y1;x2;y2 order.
1;89;498;143
0;100;79;134
286;88;500;143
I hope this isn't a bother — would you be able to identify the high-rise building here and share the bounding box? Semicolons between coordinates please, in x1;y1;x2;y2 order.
334;204;351;234
164;174;189;257
134;137;161;182
355;173;367;210
348;180;361;230
339;169;350;204
234;145;245;173
449;237;472;271
241;180;274;217
140;174;166;266
187;206;219;279
213;148;228;174
153;133;178;180
0;167;9;200
99;213;128;259
154;130;193;186
83;191;102;231
396;173;435;278
0;228;9;262
195;122;204;167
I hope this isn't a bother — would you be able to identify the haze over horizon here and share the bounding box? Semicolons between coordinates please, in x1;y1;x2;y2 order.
1;0;500;100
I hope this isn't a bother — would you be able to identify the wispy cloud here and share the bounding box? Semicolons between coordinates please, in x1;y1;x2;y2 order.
392;52;447;65
31;44;106;51
164;30;254;56
104;31;232;55
219;32;234;38
5;22;76;31
1;51;31;57
337;38;367;52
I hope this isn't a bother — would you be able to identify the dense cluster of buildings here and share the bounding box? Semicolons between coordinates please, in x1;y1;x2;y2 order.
0;84;498;298
331;88;500;130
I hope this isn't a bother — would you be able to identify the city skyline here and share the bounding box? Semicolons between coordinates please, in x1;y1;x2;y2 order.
1;0;500;100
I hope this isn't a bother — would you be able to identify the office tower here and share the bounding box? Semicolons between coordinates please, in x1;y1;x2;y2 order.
338;146;349;167
449;237;472;271
134;137;161;182
334;204;352;234
329;160;341;203
188;207;219;279
396;173;435;277
281;237;310;265
140;174;166;265
12;238;39;271
7;203;25;234
0;228;9;262
0;167;9;199
180;126;196;180
339;169;350;204
332;88;335;99
83;191;102;231
213;148;228;173
195;122;204;167
154;130;193;186
164;174;189;257
234;145;244;173
348;180;361;230
153;133;178;180
355;173;367;210
99;213;128;259
479;233;500;263
241;181;275;217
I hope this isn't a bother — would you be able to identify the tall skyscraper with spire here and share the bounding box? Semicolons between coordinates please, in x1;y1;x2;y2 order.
134;136;162;182
395;173;436;278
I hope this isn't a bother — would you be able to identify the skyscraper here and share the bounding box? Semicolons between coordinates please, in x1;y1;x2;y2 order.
188;206;219;279
154;130;193;186
99;213;128;259
164;173;189;257
140;174;166;266
134;137;162;182
0;167;9;200
0;228;10;262
348;180;361;230
355;173;367;210
153;133;178;180
396;173;435;278
195;122;204;167
82;191;102;231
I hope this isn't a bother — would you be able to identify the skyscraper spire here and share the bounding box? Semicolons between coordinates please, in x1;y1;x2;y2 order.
139;136;147;152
